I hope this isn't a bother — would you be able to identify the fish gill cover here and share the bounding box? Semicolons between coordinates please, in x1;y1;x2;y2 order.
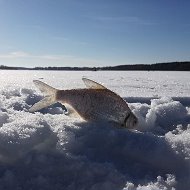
0;70;189;190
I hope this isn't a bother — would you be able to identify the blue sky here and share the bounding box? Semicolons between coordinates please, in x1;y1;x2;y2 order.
0;0;190;67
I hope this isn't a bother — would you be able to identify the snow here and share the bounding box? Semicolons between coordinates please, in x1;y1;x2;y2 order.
0;70;190;190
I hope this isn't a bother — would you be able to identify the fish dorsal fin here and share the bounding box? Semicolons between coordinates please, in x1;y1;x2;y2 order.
82;78;107;89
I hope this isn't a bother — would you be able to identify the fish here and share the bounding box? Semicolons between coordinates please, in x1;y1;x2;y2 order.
29;78;138;129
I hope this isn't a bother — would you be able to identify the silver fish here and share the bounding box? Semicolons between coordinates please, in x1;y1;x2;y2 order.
29;78;138;128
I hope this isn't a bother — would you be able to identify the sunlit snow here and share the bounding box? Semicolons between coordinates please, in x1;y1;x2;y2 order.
0;70;190;190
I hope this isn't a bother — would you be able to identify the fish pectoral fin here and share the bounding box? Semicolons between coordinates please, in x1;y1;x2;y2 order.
63;103;81;118
82;78;107;89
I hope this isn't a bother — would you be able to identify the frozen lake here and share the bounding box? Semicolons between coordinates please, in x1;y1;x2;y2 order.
0;70;190;190
1;70;190;97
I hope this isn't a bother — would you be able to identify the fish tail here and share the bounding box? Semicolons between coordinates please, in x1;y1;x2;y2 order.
29;80;58;112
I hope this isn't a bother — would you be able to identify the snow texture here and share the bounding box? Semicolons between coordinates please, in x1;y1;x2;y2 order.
0;70;190;190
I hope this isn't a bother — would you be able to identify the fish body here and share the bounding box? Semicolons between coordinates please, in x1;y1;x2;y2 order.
29;78;138;128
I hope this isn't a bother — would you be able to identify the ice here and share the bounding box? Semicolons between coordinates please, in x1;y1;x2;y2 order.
0;70;189;190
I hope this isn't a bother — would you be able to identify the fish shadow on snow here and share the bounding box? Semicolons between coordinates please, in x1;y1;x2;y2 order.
0;119;189;190
62;120;190;190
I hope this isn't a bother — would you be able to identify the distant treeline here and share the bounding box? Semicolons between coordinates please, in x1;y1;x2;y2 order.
101;61;190;71
0;61;190;71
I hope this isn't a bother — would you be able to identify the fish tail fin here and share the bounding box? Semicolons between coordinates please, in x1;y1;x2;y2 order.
29;80;58;112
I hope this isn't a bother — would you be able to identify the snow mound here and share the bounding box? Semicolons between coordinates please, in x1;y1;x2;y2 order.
133;97;189;134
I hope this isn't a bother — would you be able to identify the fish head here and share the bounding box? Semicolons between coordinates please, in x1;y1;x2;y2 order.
124;112;138;129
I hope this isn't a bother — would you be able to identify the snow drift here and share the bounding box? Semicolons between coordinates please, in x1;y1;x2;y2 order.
0;70;189;190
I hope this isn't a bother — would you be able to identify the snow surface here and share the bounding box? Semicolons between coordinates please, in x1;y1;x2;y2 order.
0;70;190;190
